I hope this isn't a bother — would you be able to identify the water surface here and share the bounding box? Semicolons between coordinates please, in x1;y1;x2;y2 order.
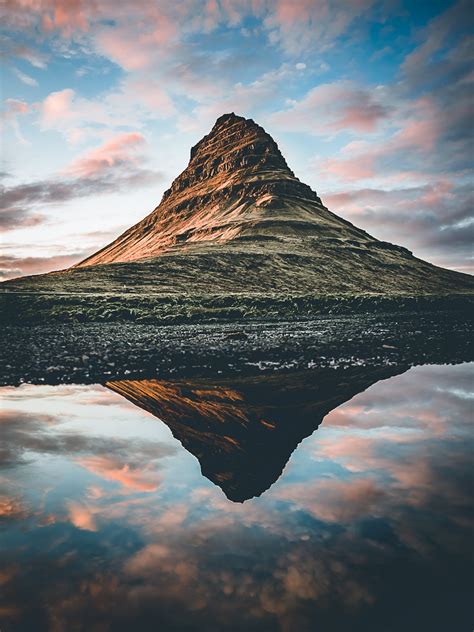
0;363;472;631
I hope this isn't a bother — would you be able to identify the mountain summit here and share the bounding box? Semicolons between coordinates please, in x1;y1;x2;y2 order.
2;113;473;322
69;112;472;296
76;112;358;268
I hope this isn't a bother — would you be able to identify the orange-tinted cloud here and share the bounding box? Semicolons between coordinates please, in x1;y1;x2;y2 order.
0;253;89;279
77;455;162;492
65;132;146;178
67;501;97;531
0;495;28;521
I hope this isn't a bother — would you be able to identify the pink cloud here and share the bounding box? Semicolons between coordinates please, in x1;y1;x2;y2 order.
96;28;161;72
67;501;97;531
38;76;175;144
41;88;75;126
77;455;162;492
64;132;146;178
94;3;179;71
41;0;90;35
4;0;93;35
271;81;389;136
322;154;376;181
335;103;386;133
311;96;443;185
2;98;29;118
392;98;440;153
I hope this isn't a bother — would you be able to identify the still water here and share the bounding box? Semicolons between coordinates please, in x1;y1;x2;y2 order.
0;363;472;632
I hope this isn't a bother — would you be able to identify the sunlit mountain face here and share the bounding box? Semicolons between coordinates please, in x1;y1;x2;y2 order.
0;363;472;631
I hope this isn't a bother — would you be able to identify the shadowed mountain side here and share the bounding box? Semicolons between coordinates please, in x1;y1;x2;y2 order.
106;365;408;502
1;113;472;325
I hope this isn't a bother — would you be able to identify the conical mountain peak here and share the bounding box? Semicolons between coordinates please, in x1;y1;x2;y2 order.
75;113;328;267
61;114;473;302
163;112;295;201
190;111;282;164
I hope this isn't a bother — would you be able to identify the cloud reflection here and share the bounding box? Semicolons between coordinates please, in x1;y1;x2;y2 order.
0;363;472;631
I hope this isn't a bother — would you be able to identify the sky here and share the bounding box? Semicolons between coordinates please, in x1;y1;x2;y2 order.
1;0;472;280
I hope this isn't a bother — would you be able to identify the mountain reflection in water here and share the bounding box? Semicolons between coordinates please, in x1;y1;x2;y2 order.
106;365;408;502
0;362;472;631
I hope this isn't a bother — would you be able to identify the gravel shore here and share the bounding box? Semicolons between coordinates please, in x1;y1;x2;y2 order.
1;310;471;386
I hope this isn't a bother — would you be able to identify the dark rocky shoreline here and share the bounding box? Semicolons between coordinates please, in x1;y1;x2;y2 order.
1;310;472;386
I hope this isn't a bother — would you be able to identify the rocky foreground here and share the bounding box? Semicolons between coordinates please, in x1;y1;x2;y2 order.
1;311;471;386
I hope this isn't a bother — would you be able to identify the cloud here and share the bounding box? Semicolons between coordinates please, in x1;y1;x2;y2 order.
401;0;473;90
67;501;97;531
120;76;176;118
0;253;89;279
0;495;28;523
40;88;117;143
0;133;163;237
64;132;146;178
12;66;38;86
323;181;474;271
1;0;92;36
39;82;176;143
2;0;377;70
263;0;376;55
271;81;390;135
177;62;302;132
0;407;177;470
95;14;177;72
0;36;48;68
276;477;387;523
2;98;29;118
41;88;75;126
1;98;30;144
77;455;162;493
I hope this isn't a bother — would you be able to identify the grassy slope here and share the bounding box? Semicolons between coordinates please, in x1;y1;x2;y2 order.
1;239;473;324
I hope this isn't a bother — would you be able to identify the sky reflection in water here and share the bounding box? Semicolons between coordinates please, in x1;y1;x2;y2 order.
0;363;472;632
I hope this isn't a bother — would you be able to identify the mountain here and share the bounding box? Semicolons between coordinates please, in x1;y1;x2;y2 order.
75;112;374;270
1;113;472;323
106;365;407;502
71;112;472;295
